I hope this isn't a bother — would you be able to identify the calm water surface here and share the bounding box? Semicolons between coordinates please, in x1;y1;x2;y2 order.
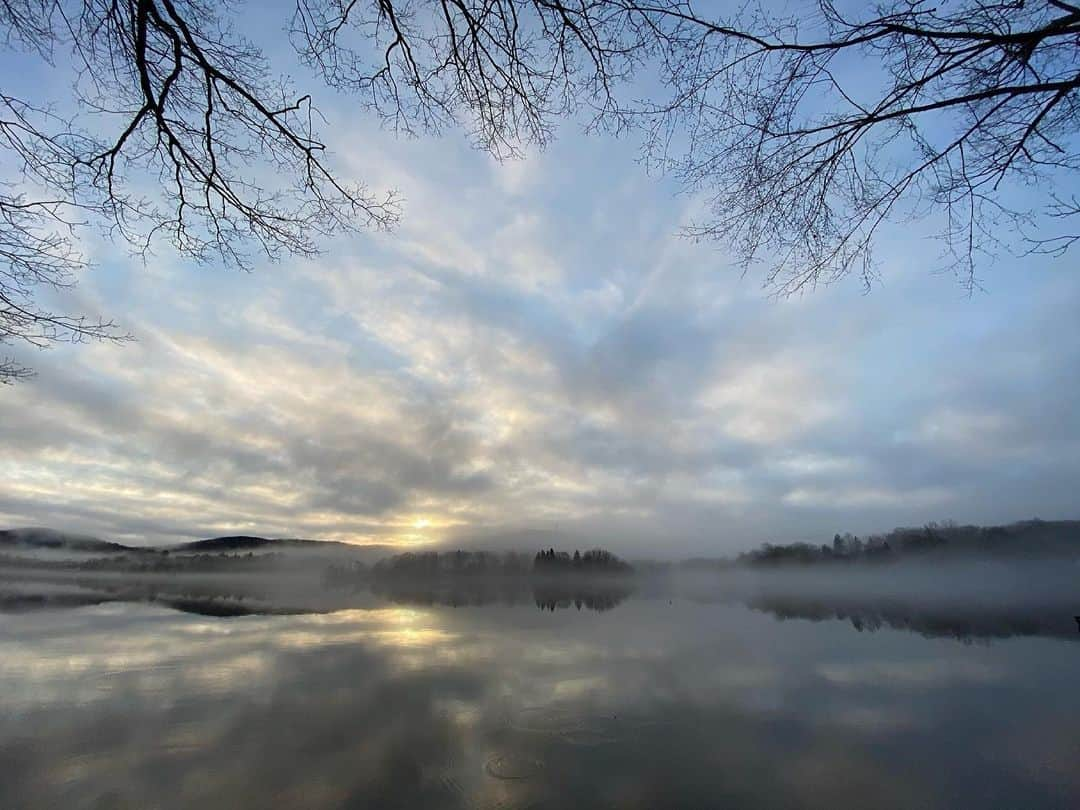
1;586;1078;809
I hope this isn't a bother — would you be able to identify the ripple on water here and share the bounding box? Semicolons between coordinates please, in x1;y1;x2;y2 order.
559;727;618;746
470;799;545;810
621;715;678;731
511;707;583;734
484;753;545;781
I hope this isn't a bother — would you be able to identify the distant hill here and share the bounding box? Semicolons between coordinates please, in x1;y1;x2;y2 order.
170;535;392;560
0;528;134;554
0;528;392;562
174;535;289;552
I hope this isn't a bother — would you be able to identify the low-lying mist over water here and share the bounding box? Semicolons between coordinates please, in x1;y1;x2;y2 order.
0;519;1078;808
3;519;1079;638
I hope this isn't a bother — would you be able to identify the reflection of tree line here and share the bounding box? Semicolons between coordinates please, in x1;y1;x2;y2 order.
369;579;633;612
0;590;116;613
532;582;630;612
0;577;312;617
1;554;637;616
6;575;1075;638
747;595;1080;642
358;548;635;612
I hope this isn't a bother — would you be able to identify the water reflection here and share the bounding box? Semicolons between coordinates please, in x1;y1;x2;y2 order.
745;594;1080;643
370;579;633;613
0;577;635;616
4;573;1076;644
0;579;1078;808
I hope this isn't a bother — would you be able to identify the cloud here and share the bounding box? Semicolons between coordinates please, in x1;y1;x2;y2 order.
2;93;1079;554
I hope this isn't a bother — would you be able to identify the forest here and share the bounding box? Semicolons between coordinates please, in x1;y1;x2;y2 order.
736;519;1080;566
370;548;633;579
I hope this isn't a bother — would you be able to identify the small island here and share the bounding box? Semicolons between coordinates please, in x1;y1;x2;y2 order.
351;547;634;581
325;548;636;612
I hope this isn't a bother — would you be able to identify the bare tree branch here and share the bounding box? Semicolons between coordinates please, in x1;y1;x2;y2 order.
289;0;1079;291
629;0;1080;292
2;0;1078;381
1;0;400;381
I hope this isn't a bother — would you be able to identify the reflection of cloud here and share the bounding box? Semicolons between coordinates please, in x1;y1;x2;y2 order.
818;659;1001;688
0;596;1076;808
997;720;1080;796
829;705;923;733
0;606;446;707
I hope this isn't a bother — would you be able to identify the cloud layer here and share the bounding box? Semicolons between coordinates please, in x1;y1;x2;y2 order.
2;108;1078;554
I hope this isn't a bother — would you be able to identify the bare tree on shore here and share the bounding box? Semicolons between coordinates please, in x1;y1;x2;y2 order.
3;0;1077;380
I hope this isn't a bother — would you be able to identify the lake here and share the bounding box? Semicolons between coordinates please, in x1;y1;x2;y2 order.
1;579;1078;809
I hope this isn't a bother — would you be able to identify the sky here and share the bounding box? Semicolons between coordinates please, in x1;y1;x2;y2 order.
1;3;1079;556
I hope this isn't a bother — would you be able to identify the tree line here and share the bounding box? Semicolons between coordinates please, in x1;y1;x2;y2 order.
371;547;633;578
737;519;1080;566
533;548;632;573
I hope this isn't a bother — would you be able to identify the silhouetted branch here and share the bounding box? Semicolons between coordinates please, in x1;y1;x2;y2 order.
289;0;1079;290
3;0;1078;382
1;0;400;381
631;0;1080;292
